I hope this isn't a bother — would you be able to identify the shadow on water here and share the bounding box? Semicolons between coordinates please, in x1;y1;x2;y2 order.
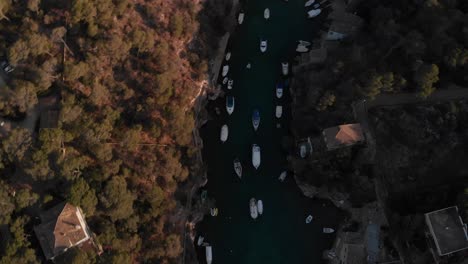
196;0;345;263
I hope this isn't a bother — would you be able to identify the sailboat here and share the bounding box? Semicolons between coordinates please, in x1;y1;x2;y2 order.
233;158;242;178
252;109;260;131
252;144;261;169
220;124;228;143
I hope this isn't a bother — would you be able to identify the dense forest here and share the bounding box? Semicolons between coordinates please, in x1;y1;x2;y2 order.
0;0;228;263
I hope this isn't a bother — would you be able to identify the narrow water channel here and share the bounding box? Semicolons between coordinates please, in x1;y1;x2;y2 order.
197;1;343;263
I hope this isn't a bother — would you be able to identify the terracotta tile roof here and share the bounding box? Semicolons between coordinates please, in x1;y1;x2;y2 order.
323;123;364;150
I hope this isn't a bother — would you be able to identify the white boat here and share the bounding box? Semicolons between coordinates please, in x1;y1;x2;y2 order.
276;105;283;118
227;79;234;90
225;52;231;61
252;144;261;169
222;77;228;85
197;236;204;246
233;158;242;178
246;63;251;69
307;8;322;18
206;246;213;264
257;200;263;215
306;215;313;224
222;65;229;77
238;12;245;24
296;44;309;53
210;208;218;216
220;124;228;143
281;62;289;75
260;39;267;53
252;109;260;131
323;228;335;233
276;83;284;98
279;171;287;182
226;96;234;115
299;40;311;46
305;0;315;7
300;144;307;158
264;8;270;19
250;198;258;219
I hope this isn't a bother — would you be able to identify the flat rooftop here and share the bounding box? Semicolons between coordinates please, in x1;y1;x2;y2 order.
425;206;468;256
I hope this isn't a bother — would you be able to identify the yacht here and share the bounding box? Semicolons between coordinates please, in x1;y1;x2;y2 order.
257;200;264;215
197;236;204;246
323;228;335;234
252;144;261;169
206;246;213;264
226;96;234;115
306;215;313;224
264;8;270;19
222;65;229;77
307;8;322;18
276;82;284;98
220;124;228;143
252;109;260;131
233;158;242;178
227;79;234;89
305;0;315;7
238;12;245;24
225;52;231;61
260;39;267;53
279;171;287;182
276;105;283;118
281;62;289;75
250;198;258;219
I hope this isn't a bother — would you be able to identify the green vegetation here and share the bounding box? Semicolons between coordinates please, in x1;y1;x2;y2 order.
0;0;213;263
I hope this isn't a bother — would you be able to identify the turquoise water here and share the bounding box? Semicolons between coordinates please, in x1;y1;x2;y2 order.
197;0;343;263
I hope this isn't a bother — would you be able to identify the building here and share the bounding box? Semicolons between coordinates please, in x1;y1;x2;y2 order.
425;206;468;258
322;123;365;150
34;203;102;260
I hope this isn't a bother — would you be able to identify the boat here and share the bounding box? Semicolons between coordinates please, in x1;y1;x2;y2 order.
276;83;284;98
306;215;313;224
227;79;234;90
279;171;287;182
233;158;242;178
252;109;260;131
252;144;261;169
305;0;315;7
225;52;231;61
222;65;229;77
246;63;251;69
300;144;307;158
220;124;228;143
281;62;289;75
260;39;267;53
250;198;258;219
299;40;311;46
296;44;309;53
226;96;234;115
276;105;283;118
206;246;213;264
307;8;322;18
222;77;228;85
323;228;335;234
257;200;263;215
238;12;245;24
210;208;218;216
197;236;204;246
264;8;270;19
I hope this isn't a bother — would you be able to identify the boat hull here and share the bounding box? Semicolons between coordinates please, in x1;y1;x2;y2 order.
250;198;258;219
252;110;260;131
257;200;263;215
226;96;234;115
252;144;261;169
220;125;228;142
276;106;283;118
233;159;242;178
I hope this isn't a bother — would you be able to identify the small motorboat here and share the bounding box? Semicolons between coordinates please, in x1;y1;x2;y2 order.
276;105;283;118
238;12;245;24
226;96;234;115
197;236;204;246
246;63;252;69
252;109;260;131
305;0;315;7
279;171;287;182
250;198;258;219
210;208;218;216
222;65;229;77
257;200;263;215
233;158;242;178
222;77;228;85
300;144;307;158
306;215;313;224
307;8;322;18
323;228;335;234
252;144;261;169
227;79;234;90
296;44;309;53
281;62;289;76
225;52;231;61
260;39;268;53
206;246;213;264
276;83;284;98
264;8;270;19
220;124;228;143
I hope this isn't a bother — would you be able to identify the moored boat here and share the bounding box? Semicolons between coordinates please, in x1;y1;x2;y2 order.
222;65;229;77
226;96;234;115
227;79;234;90
276;105;283;118
260;39;267;53
279;171;287;182
252;144;261;169
220;124;228;143
238;12;245;24
305;0;315;7
197;236;204;246
281;62;289;75
323;228;335;233
300;144;307;158
210;208;218;216
296;44;309;53
306;215;313;224
246;63;251;69
250;198;258;219
252;109;260;131
307;8;322;18
264;8;270;19
233;158;242;178
222;77;228;85
225;52;231;61
276;82;284;98
257;200;263;215
206;246;213;264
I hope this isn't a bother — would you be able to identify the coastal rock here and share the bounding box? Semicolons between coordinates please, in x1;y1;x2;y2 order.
294;175;351;210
